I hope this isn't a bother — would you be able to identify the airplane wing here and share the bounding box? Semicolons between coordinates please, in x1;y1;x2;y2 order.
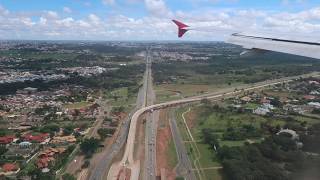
172;20;320;59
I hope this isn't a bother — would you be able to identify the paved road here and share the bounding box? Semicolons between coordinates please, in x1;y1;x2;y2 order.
106;49;151;180
107;71;320;180
169;110;196;180
63;99;107;177
143;50;158;180
88;51;149;180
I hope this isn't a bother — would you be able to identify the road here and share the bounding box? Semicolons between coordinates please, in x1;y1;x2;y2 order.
62;99;107;177
107;48;157;180
169;109;196;180
88;50;149;180
143;50;158;180
107;71;320;180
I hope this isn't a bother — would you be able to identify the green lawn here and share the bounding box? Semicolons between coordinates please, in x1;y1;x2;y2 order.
167;138;178;169
294;115;320;125
174;105;292;180
175;107;223;180
203;169;225;180
191;112;267;139
64;101;92;109
105;87;136;108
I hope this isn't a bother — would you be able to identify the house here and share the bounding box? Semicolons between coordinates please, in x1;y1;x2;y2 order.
0;135;15;144
304;95;316;100
260;97;271;104
37;147;66;169
254;107;270;115
308;102;320;109
310;90;320;95
50;135;77;144
22;133;50;143
2;163;18;172
308;80;320;85
262;103;275;110
277;128;299;140
240;96;252;103
19;141;32;148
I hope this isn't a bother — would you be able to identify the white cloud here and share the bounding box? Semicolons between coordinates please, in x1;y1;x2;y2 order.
102;0;115;5
63;7;72;13
281;0;306;5
46;11;59;19
0;3;319;40
88;14;101;25
0;5;9;16
144;0;173;17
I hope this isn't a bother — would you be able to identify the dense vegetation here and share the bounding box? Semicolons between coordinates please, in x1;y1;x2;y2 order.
0;64;144;95
153;52;320;85
198;102;320;180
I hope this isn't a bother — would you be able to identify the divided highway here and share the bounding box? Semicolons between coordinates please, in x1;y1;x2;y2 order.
107;70;320;180
143;50;158;180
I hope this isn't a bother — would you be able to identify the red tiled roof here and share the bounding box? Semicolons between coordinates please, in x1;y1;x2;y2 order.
0;135;15;144
304;95;316;100
37;158;49;169
2;163;18;172
22;133;49;143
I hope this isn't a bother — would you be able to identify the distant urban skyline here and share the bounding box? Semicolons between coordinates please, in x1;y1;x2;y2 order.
0;0;319;40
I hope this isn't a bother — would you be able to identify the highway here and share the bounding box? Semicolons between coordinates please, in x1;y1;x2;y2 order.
169;109;196;180
106;49;151;180
88;51;149;180
107;71;320;180
143;50;158;180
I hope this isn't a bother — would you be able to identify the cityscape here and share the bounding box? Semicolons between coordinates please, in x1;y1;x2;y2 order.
0;1;320;180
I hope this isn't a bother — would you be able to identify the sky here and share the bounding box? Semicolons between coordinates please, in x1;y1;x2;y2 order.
0;0;319;40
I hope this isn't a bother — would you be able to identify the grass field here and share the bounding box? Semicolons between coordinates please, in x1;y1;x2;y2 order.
64;101;92;109
155;82;242;103
175;107;223;180
167;138;178;169
105;87;136;109
174;104;292;180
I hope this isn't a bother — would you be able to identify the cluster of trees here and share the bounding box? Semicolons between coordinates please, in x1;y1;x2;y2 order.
111;106;125;114
222;125;261;141
80;138;100;157
201;128;219;150
153;50;320;86
201;122;320;180
219;143;288;180
301;123;320;153
97;128;115;140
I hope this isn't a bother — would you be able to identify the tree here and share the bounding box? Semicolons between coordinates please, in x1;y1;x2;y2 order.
62;173;76;180
0;146;7;155
97;128;115;140
82;160;90;169
202;128;220;150
80;138;100;156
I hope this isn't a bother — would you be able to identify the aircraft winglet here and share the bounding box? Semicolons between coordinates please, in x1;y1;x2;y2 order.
172;20;189;38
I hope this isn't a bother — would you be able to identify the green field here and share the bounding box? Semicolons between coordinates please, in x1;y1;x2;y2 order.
167;138;178;169
175;107;223;180
64;101;92;109
155;82;242;103
174;104;292;180
105;87;136;109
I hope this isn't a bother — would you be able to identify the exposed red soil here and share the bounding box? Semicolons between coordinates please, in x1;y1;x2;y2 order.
156;109;176;180
185;108;198;129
